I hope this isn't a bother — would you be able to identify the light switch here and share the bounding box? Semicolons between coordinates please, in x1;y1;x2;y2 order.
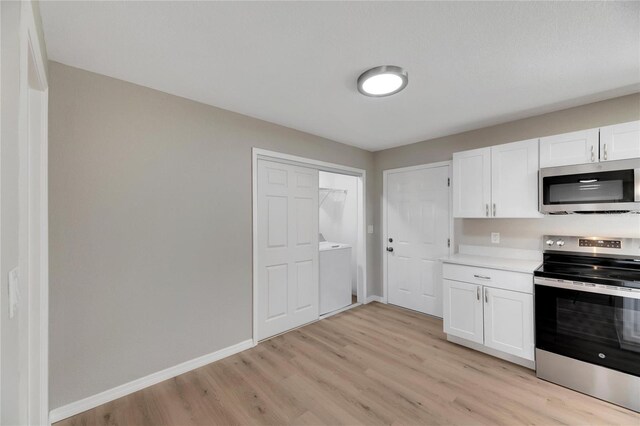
367;225;374;234
8;267;19;319
491;232;500;244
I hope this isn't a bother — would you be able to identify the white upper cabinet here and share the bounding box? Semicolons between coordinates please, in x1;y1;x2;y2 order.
540;121;640;167
491;139;541;218
600;121;640;162
453;147;491;218
453;139;540;218
539;128;599;168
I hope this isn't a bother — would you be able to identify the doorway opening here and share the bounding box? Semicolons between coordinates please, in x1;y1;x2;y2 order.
319;171;361;315
252;149;367;344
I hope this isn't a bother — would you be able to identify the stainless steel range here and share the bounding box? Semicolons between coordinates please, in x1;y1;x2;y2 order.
534;235;640;412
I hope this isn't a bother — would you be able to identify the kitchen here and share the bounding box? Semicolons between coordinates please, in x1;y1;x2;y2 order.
3;2;640;425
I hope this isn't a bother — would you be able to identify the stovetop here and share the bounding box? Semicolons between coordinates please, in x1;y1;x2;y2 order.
535;235;640;290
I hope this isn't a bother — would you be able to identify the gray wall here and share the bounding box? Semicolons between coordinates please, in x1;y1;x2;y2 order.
48;62;375;409
372;93;640;295
1;2;48;424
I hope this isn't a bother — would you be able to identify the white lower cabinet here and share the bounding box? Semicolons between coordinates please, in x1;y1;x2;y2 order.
443;279;483;344
483;287;534;360
442;263;535;364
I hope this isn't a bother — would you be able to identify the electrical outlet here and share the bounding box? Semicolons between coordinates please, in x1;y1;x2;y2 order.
8;267;19;319
491;232;500;244
367;225;374;234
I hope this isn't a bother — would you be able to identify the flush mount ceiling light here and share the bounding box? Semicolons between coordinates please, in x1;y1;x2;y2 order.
357;65;408;97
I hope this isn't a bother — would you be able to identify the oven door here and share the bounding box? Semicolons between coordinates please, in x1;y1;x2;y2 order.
535;278;640;377
539;158;640;214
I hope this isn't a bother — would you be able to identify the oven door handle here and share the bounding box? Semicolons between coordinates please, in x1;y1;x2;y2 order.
534;277;640;300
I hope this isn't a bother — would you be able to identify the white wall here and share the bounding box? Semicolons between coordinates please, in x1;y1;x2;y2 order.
48;62;375;410
319;172;359;293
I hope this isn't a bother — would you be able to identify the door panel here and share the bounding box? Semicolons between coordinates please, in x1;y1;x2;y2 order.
491;139;541;218
453;148;491;218
266;264;288;319
387;165;450;317
600;121;640;162
443;279;483;344
484;287;534;360
258;160;319;340
539;128;599;167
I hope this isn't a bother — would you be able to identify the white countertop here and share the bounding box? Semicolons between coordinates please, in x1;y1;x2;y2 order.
440;253;542;274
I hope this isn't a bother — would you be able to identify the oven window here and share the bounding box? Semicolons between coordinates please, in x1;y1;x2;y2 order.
542;169;635;205
535;284;640;376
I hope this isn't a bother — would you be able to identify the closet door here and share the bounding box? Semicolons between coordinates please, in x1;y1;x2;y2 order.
257;160;319;340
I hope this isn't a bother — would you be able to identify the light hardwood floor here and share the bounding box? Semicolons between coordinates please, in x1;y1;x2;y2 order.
56;302;639;426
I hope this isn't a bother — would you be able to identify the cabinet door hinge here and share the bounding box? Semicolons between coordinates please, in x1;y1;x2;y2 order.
447;238;451;248
447;178;450;187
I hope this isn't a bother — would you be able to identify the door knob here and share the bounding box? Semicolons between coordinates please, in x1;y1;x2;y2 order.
388;238;393;243
386;247;394;252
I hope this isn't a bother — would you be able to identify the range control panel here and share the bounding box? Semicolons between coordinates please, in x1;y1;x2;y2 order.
544;235;640;257
579;239;622;249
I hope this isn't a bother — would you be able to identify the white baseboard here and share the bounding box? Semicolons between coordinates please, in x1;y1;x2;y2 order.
49;339;254;424
366;295;385;304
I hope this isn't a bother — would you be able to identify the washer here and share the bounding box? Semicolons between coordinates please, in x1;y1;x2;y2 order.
319;242;352;315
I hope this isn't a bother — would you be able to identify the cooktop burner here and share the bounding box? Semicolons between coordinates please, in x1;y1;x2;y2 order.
535;235;640;289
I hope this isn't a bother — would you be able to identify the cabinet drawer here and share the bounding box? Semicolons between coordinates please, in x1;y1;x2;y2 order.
442;263;533;294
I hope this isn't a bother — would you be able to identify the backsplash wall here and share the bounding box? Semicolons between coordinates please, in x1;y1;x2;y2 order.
455;215;640;251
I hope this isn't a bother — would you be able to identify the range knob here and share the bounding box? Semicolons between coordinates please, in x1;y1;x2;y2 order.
546;239;555;246
556;239;565;247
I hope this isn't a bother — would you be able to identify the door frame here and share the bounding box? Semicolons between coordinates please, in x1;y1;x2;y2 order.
252;148;367;346
17;2;49;424
382;161;453;305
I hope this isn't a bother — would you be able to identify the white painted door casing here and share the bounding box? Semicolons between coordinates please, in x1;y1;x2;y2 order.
443;279;483;344
600;121;640;162
453;148;491;218
483;287;534;361
386;165;450;317
539;128;599;168
490;139;541;218
257;160;319;340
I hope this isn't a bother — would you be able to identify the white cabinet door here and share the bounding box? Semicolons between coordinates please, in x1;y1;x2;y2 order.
443;279;483;344
539;128;599;168
257;160;319;340
491;139;541;218
453;147;491;218
600;121;640;162
483;287;534;361
386;165;450;317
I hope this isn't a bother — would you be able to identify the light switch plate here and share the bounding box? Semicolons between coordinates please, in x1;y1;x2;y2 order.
367;225;374;234
491;232;500;244
8;267;19;319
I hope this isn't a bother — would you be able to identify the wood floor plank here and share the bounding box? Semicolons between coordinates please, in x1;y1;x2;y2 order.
55;303;640;426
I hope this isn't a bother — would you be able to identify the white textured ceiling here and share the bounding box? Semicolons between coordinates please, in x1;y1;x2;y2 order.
40;1;640;151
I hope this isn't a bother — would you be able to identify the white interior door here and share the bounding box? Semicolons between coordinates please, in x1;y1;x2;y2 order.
386;165;450;317
257;160;319;340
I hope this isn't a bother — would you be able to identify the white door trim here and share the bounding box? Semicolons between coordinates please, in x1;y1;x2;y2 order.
252;148;367;346
17;2;49;424
382;161;453;304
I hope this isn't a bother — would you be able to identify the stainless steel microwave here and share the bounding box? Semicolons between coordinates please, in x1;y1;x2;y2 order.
539;158;640;214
